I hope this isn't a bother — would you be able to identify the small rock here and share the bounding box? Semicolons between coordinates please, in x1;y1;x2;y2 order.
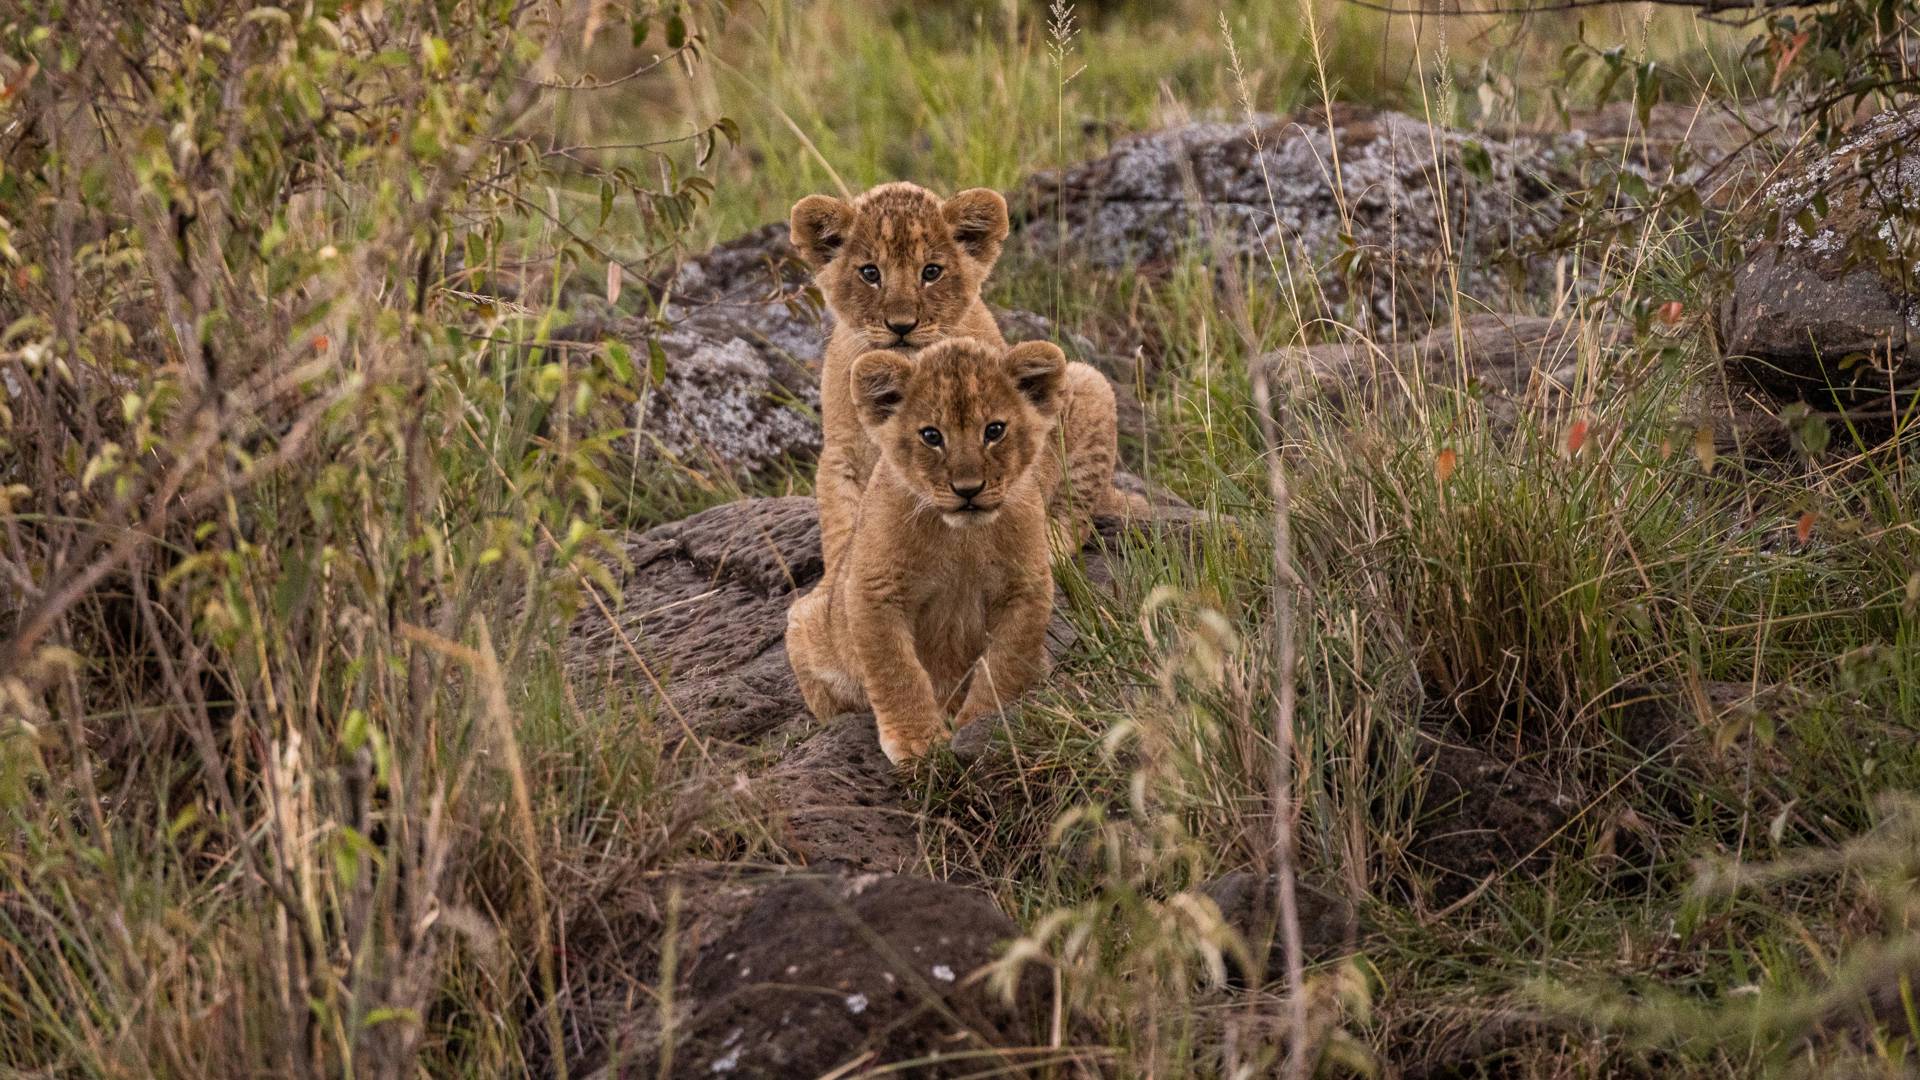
1411;741;1572;904
1196;871;1360;988
648;874;1056;1078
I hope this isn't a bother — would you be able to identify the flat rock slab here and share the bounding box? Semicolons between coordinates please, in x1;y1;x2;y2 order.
565;496;821;747
639;873;1057;1078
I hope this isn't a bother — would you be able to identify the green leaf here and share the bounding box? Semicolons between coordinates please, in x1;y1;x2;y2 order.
648;338;668;386
604;339;634;383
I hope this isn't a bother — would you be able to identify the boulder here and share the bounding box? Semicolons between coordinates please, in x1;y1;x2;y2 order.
643;873;1058;1078
1720;106;1920;408
1013;104;1576;331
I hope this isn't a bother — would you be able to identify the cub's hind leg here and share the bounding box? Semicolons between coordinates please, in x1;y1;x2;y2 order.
784;589;867;720
1036;361;1132;549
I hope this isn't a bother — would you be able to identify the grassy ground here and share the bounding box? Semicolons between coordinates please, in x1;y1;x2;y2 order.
5;0;1919;1077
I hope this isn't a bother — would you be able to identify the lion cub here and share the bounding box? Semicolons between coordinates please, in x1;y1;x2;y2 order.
790;181;1134;574
784;338;1065;764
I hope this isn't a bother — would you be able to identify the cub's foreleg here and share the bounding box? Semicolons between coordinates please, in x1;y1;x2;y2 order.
953;563;1054;731
846;585;945;764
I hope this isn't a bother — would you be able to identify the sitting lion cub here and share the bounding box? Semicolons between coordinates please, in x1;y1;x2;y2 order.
784;337;1066;763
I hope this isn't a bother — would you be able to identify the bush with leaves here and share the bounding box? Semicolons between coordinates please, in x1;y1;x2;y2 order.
0;2;729;1074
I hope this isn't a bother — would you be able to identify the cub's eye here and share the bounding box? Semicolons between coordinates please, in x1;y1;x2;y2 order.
920;264;943;283
983;421;1006;444
858;264;881;285
918;427;944;449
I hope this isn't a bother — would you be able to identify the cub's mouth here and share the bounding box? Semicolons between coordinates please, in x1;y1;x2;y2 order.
939;502;1002;529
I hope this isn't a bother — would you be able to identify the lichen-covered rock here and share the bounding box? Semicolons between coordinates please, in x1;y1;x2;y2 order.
1720;106;1920;406
641;874;1057;1078
1013;104;1576;330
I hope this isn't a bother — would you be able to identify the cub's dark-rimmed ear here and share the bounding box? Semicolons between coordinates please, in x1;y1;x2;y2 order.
1004;341;1067;417
850;350;914;429
942;188;1009;267
790;195;854;269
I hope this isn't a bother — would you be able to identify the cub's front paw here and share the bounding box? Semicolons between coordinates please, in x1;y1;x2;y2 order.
876;720;942;765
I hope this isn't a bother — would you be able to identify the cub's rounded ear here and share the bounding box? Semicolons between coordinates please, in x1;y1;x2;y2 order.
850;350;914;428
1004;341;1067;416
941;188;1009;267
790;195;854;269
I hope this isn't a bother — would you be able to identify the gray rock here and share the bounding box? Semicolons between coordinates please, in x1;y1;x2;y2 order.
1263;312;1631;419
1196;871;1360;987
1720;106;1920;406
1013;104;1576;331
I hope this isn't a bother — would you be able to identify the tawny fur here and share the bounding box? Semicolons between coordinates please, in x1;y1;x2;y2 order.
790;181;1143;574
784;338;1066;764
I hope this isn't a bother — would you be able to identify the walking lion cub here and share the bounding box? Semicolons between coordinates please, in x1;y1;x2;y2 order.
784;337;1066;763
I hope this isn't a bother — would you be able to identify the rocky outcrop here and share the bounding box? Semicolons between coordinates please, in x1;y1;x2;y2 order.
1013;105;1577;331
1720;106;1919;408
565;496;820;747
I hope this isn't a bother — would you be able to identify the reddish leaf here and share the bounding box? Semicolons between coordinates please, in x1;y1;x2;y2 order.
1772;31;1810;92
1657;301;1684;326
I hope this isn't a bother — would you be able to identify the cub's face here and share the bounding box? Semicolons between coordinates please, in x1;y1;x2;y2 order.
790;182;1009;352
850;339;1066;529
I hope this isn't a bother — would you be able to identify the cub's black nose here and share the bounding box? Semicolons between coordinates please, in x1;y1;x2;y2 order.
950;481;985;501
887;318;919;337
